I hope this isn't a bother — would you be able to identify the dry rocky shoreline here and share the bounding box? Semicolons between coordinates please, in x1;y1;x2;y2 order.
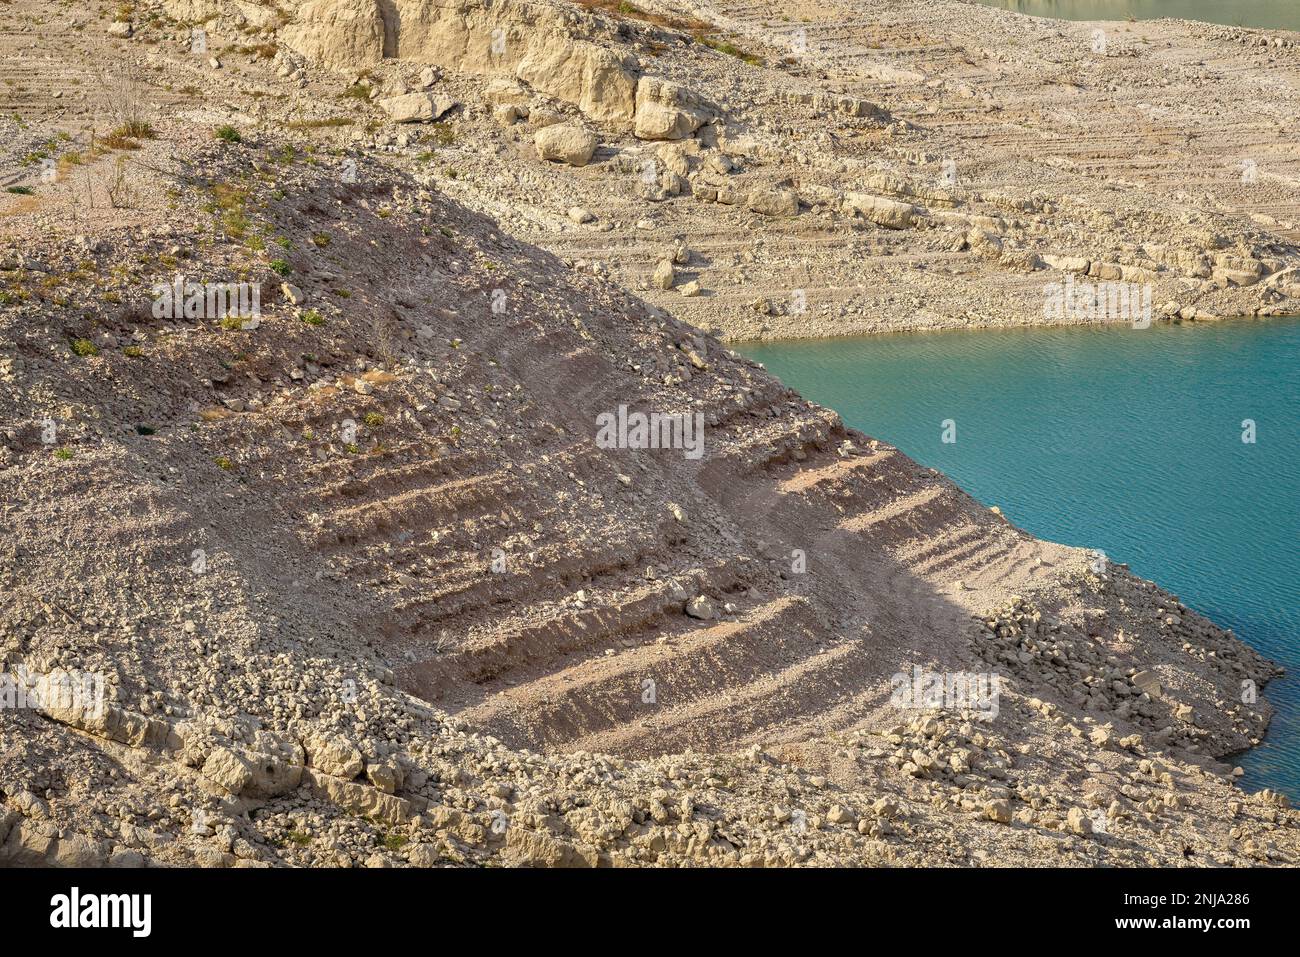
0;0;1296;868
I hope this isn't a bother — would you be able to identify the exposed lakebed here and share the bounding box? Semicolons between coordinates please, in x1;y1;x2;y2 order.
739;317;1300;796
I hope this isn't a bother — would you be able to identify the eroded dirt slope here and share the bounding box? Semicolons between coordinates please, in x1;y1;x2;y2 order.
0;3;1296;868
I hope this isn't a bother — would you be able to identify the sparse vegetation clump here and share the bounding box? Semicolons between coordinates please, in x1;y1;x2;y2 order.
203;182;252;240
232;42;278;60
112;119;155;140
69;338;98;357
428;122;456;147
215;124;242;143
574;0;708;31
287;117;354;130
694;32;764;66
98;129;143;151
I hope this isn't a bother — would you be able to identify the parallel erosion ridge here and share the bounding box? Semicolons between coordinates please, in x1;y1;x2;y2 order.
0;0;1295;867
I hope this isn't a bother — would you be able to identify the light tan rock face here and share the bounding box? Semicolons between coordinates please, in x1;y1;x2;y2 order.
279;0;385;71
842;192;919;229
515;39;636;126
305;733;364;779
284;0;638;126
633;78;711;140
748;188;799;218
534;124;598;166
377;91;456;123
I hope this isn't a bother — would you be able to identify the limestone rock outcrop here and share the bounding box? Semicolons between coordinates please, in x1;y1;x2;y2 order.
280;0;639;127
377;91;457;123
534;124;598;166
279;0;385;71
634;78;712;140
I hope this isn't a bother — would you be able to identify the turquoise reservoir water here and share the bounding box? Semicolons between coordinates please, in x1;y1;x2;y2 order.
973;0;1300;32
739;318;1300;796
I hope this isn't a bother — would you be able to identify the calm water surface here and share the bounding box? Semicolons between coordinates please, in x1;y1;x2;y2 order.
973;0;1300;31
738;318;1300;796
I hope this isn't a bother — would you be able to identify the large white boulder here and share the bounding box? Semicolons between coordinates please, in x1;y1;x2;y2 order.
634;78;711;140
535;124;598;166
378;92;457;123
843;192;918;229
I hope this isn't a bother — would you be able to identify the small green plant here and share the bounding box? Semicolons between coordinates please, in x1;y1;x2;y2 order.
311;232;331;248
287;830;311;846
70;338;98;357
269;258;290;276
301;309;324;326
363;411;384;428
220;315;245;331
429;122;456;147
205;182;252;240
123;345;144;358
5;185;33;195
54;447;73;461
695;33;764;66
113;120;155;140
344;442;360;455
382;833;407;851
214;456;233;470
214;124;242;143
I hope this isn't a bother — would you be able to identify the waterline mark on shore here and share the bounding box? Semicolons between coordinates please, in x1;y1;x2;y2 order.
596;405;705;460
890;666;1003;720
